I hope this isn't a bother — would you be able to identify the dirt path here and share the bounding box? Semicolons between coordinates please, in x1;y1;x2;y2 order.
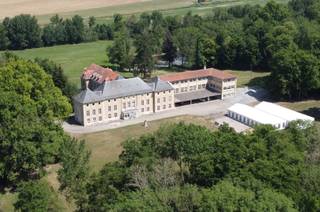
0;0;150;19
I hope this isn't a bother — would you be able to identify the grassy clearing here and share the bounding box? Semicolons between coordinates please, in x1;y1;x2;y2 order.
4;40;112;86
75;115;216;172
229;70;270;88
278;100;320;121
0;192;16;212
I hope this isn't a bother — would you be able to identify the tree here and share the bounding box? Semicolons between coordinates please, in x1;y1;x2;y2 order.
108;30;134;71
42;15;66;46
162;31;177;67
134;30;158;77
88;16;96;28
35;58;77;99
270;49;320;99
58;139;91;210
4;14;42;50
14;180;58;212
64;15;85;44
0;57;72;187
0;24;10;50
173;27;200;66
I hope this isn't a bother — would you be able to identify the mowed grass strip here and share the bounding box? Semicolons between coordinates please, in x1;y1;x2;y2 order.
75;115;216;172
4;40;112;87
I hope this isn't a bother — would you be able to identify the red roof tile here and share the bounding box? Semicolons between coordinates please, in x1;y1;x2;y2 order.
82;64;118;83
159;68;236;82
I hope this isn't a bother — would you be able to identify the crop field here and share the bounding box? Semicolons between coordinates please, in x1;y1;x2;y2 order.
0;0;289;25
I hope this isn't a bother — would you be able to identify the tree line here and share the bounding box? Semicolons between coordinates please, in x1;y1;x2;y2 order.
0;14;113;50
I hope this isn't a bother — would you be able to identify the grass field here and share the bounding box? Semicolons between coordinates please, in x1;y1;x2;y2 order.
4;40;112;86
75;115;216;171
278;100;320;121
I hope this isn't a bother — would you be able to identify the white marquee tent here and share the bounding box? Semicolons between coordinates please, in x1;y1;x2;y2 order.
227;102;315;130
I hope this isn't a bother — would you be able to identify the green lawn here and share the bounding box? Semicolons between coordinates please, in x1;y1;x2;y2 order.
75;115;216;172
278;100;320;121
4;41;112;87
229;70;271;88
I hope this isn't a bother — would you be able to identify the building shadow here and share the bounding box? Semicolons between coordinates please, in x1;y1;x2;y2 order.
65;116;79;125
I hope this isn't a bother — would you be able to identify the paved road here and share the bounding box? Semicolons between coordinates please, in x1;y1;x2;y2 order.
63;87;267;134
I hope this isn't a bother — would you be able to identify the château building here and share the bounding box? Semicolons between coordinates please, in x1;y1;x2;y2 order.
73;64;237;126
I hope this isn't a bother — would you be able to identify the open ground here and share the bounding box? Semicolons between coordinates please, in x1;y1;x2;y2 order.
0;0;289;25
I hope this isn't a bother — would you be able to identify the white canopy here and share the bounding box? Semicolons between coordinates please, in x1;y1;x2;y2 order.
255;102;315;122
228;103;286;127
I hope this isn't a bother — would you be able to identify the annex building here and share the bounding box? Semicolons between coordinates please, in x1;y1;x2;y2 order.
73;64;237;126
227;102;315;130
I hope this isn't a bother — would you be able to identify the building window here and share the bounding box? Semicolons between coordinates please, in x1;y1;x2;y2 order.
86;111;90;116
99;116;102;121
93;117;96;122
128;102;131;107
198;85;201;89
175;88;179;93
98;108;102;114
123;103;126;109
147;99;150;104
141;108;144;112
163;97;166;102
108;106;111;112
163;105;166;109
147;107;150;111
87;118;90;123
132;101;136;107
92;109;96;115
169;104;172;108
202;84;206;88
114;105;117;110
157;106;160;110
108;114;112;118
141;100;144;105
157;98;160;103
114;113;118;117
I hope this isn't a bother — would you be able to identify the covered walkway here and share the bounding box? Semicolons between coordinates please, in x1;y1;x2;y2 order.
175;89;221;106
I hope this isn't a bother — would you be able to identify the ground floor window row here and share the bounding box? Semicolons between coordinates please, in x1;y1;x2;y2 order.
228;111;284;129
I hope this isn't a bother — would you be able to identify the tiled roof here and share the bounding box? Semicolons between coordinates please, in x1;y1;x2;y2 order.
159;68;236;82
82;64;119;83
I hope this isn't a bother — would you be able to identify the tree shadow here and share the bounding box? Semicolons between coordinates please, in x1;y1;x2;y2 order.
247;75;271;89
301;107;320;121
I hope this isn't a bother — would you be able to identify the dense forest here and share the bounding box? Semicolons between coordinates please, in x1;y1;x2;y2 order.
60;122;320;211
0;0;320;99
